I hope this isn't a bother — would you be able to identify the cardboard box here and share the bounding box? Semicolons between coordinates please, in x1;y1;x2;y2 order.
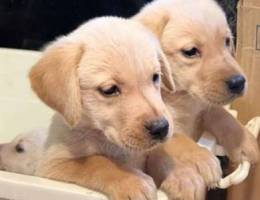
232;0;260;124
229;2;260;200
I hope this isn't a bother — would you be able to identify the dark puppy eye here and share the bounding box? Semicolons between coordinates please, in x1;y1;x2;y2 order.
99;85;120;97
15;144;24;153
225;37;231;47
153;73;160;84
181;47;200;58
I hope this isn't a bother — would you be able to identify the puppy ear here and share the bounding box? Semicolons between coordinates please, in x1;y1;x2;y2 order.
134;7;169;37
29;38;84;127
158;50;175;92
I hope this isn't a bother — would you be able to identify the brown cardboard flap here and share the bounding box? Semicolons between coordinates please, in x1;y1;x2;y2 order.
241;0;260;7
236;2;260;52
233;1;260;123
228;1;260;200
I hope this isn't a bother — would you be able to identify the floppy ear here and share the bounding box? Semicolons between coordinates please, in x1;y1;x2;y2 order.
29;38;84;127
158;50;175;92
133;6;169;37
135;5;174;91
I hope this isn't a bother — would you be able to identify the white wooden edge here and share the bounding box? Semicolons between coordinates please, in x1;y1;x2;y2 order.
1;117;259;199
0;170;168;200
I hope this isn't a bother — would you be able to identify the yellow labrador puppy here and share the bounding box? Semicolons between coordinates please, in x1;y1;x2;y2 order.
29;17;185;200
134;0;259;196
0;129;47;175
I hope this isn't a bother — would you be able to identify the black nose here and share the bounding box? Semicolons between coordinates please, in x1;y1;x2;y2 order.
226;75;246;94
145;118;169;140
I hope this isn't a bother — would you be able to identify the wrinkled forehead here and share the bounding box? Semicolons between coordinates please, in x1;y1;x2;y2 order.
78;39;161;86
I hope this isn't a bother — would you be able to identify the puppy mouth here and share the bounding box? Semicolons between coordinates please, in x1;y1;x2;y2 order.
195;85;243;106
120;135;160;152
202;93;238;106
104;128;166;152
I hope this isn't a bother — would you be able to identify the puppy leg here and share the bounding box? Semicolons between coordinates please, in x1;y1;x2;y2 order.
202;106;259;164
146;146;206;200
148;134;222;189
37;155;157;200
168;134;222;188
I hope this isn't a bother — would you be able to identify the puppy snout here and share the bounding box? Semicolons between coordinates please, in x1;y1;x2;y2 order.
226;75;246;94
145;118;169;140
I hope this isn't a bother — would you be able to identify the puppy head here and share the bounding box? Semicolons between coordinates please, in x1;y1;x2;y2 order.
0;130;47;175
29;17;175;152
135;0;246;105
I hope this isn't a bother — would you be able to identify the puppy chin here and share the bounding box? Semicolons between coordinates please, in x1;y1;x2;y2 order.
121;126;173;153
201;92;238;106
104;127;169;153
191;86;239;106
121;138;161;153
198;81;248;106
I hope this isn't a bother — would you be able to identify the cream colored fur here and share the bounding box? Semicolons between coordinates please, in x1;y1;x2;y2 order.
28;17;196;200
134;0;259;199
0;129;47;175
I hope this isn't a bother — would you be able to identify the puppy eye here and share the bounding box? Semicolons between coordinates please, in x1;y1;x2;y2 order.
99;85;121;97
153;73;160;84
225;37;231;47
181;47;200;58
15;144;24;153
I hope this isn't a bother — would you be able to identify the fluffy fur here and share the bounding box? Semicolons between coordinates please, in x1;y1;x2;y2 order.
134;0;259;198
28;17;194;200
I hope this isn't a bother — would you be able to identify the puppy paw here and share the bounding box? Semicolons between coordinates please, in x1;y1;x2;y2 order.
108;172;157;200
161;165;206;200
228;129;259;164
179;147;222;188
